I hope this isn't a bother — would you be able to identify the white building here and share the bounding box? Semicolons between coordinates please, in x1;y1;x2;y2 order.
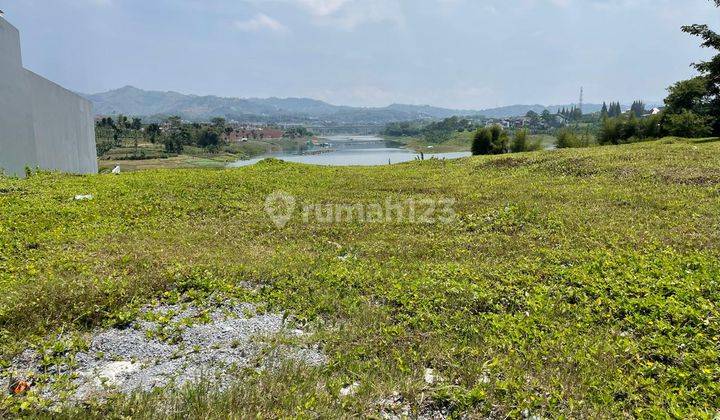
0;15;97;177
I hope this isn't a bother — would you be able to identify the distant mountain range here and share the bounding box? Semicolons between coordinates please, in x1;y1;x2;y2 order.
83;86;656;123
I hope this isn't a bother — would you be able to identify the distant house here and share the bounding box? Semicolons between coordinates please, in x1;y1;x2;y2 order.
262;128;284;139
641;108;664;118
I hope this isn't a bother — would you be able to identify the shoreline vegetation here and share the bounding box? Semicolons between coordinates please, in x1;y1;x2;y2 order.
2;137;720;417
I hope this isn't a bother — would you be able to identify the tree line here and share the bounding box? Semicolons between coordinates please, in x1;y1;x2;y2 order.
383;117;477;143
97;115;231;155
590;1;719;146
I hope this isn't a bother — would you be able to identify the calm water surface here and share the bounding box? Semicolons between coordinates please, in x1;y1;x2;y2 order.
227;135;471;167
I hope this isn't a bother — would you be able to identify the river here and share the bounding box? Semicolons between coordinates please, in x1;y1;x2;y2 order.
227;135;471;167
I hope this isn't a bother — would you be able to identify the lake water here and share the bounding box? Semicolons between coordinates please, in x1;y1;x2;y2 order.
227;135;471;168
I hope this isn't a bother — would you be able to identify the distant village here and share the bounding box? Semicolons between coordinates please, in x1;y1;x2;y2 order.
482;106;663;131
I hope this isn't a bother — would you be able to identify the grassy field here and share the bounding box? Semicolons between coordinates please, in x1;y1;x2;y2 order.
99;154;237;172
1;138;720;417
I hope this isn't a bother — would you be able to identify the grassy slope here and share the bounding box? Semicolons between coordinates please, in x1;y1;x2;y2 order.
1;138;720;417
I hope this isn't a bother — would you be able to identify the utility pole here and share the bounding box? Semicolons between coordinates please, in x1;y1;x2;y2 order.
579;87;584;115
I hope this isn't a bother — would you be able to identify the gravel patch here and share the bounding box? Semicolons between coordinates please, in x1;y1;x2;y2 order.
2;300;325;403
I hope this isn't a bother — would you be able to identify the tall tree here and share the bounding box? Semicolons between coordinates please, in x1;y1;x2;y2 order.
675;0;720;134
146;123;161;143
211;117;226;131
630;101;646;118
541;109;553;125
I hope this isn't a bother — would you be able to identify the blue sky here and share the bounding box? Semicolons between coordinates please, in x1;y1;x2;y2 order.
3;0;717;108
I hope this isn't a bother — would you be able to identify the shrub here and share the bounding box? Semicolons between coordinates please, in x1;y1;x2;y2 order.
472;125;508;155
555;129;581;148
471;129;492;155
622;114;639;140
639;114;664;139
510;129;527;153
599;118;622;145
510;129;542;153
599;114;665;145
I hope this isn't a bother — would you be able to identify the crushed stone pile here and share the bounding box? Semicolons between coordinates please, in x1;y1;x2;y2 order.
2;300;325;403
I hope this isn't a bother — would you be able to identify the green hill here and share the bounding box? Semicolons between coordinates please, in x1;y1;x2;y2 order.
1;138;719;417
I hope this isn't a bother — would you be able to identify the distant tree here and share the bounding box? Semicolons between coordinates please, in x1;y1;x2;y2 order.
197;129;220;148
608;102;623;118
116;115;128;129
664;77;711;115
146;123;161;143
96;139;114;156
285;126;313;139
131;117;142;130
98;117;116;128
630;101;646;118
525;110;540;124
600;102;608;120
382;121;423;137
571;106;582;121
622;113;639;139
167;116;182;128
211;117;226;131
163;130;186;154
163;116;185;153
541;109;553;125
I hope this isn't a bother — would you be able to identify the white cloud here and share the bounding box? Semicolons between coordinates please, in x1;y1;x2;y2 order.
288;0;404;30
297;0;350;16
234;13;288;32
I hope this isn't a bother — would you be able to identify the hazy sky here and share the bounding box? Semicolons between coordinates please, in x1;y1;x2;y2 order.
3;0;717;108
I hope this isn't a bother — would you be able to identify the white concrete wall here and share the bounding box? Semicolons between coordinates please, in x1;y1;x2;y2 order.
0;17;97;177
0;17;38;176
26;71;97;173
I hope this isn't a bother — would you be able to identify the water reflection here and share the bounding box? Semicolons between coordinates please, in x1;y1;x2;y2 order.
227;135;470;167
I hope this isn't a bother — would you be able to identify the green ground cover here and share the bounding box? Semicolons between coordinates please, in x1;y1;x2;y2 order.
1;138;719;418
